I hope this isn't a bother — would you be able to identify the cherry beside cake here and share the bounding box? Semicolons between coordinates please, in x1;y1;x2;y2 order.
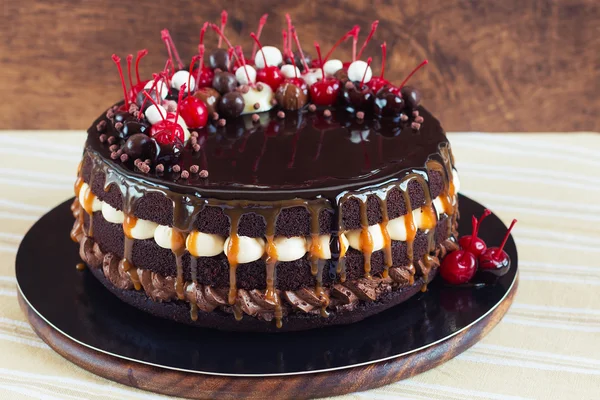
72;13;461;332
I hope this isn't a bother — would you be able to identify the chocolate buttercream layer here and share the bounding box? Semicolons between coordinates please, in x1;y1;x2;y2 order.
85;211;454;291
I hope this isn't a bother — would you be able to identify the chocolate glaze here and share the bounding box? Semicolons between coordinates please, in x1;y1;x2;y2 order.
87;105;450;201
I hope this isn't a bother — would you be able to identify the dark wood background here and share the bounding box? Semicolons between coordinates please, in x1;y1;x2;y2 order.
1;0;598;132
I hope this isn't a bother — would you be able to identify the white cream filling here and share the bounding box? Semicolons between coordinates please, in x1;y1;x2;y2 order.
186;231;225;257
78;183;102;213
154;225;186;250
101;202;124;224
345;224;386;252
241;84;274;115
224;236;265;263
273;236;307;262
128;218;158;240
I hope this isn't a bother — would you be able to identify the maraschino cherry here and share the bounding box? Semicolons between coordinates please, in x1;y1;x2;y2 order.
368;42;389;93
341;57;375;111
178;58;208;128
143;91;184;145
459;209;491;257
309;42;340;106
439;248;478;285
477;219;517;282
194;24;215;87
250;32;284;90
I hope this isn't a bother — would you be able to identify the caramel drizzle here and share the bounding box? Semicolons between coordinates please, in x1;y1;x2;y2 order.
308;204;330;317
224;209;243;321
358;198;374;279
122;215;142;290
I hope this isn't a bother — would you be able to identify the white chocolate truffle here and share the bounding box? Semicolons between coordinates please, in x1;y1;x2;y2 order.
240;83;274;115
235;65;257;85
347;60;372;83
280;64;301;79
323;59;343;77
101;202;124;224
346;224;385;252
186;231;225;258
171;70;195;92
301;68;324;87
273;236;308;262
224;236;265;263
145;104;168;125
144;79;169;99
254;46;283;69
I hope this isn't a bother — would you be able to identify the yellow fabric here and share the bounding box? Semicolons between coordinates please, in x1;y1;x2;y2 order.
1;131;599;400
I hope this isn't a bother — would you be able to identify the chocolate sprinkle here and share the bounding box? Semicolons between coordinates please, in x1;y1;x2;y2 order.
218;118;227;127
110;152;119;160
256;83;264;92
193;144;201;152
139;163;150;173
253;102;260;110
277;111;285;119
199;169;209;178
172;165;181;173
155;164;165;173
99;134;107;143
308;104;317;112
212;112;219;121
109;144;119;152
270;98;278;106
239;85;250;94
181;170;190;179
252;113;260;122
191;131;199;138
400;114;409;122
415;116;424;123
412;110;420;117
190;165;200;174
323;109;332;118
96;120;107;132
120;153;129;162
356;111;365;120
411;122;421;130
107;136;117;145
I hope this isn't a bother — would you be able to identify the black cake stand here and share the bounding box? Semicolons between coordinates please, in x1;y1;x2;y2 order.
16;194;518;399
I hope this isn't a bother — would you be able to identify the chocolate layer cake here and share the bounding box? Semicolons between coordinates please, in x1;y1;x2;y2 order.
72;16;460;332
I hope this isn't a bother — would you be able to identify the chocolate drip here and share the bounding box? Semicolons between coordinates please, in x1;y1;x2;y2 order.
223;208;242;321
378;196;392;279
358;198;374;279
308;203;330;317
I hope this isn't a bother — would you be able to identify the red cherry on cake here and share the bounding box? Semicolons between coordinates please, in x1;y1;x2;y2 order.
150;120;184;145
256;67;284;91
179;96;208;128
310;41;341;106
459;209;491;257
477;219;517;282
440;249;478;285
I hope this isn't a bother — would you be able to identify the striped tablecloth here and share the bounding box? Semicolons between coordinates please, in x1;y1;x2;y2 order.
1;131;599;400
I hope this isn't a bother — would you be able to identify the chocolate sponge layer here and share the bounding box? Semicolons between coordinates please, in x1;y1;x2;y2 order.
85;212;451;291
82;154;445;237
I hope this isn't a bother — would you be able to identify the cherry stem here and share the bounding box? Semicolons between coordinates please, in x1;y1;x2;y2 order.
196;44;206;83
161;29;183;70
324;25;360;63
210;24;241;65
470;209;491;248
291;27;309;72
111;54;130;110
175;83;185;129
314;41;325;79
252;14;269;58
468;215;478;250
138;74;160;116
496;219;517;260
249;32;268;69
236;45;253;85
399;59;429;89
286;14;293;58
126;54;134;91
357;20;379;60
142;89;166;121
359;57;372;87
199;22;209;48
188;55;199;94
282;30;288;56
162;60;173;96
288;48;298;79
218;10;228;48
380;42;386;79
135;49;148;85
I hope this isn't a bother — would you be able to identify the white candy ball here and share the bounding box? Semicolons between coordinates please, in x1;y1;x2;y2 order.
280;64;301;79
347;60;372;84
235;65;257;85
302;68;324;87
145;104;168;125
323;59;343;77
171;70;195;92
254;46;283;69
144;79;169;99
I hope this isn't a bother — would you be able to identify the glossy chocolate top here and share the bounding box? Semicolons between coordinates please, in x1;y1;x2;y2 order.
87;105;448;201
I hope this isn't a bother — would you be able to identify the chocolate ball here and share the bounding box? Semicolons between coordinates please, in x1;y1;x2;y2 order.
334;69;349;84
341;82;375;112
121;120;150;138
212;71;237;94
400;86;421;110
209;48;230;71
194;87;221;115
275;82;308;110
218;91;245;118
156;138;184;166
136;88;160;112
123;133;157;160
374;87;405;117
